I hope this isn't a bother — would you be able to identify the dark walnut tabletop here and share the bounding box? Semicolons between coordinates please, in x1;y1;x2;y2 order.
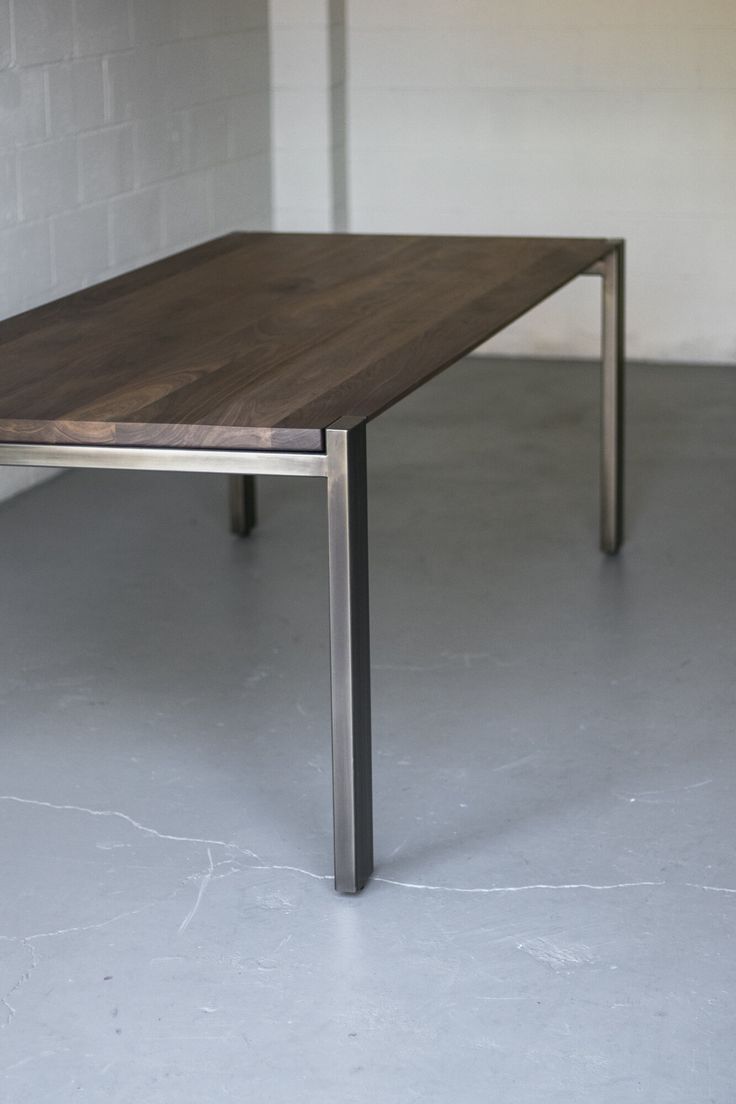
0;232;613;453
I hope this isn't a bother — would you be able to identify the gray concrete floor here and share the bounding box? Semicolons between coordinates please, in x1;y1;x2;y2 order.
0;356;734;1102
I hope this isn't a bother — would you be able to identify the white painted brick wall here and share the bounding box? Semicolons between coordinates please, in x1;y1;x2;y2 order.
347;0;736;364
0;0;271;504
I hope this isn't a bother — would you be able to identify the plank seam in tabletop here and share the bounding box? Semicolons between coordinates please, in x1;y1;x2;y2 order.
0;233;613;453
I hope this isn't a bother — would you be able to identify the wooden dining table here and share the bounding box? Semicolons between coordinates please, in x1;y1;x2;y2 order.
0;232;625;892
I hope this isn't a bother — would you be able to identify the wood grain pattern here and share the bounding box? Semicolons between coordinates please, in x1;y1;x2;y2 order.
0;233;614;452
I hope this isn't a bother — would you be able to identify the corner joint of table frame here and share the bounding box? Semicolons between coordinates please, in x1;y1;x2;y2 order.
326;416;368;436
583;240;625;278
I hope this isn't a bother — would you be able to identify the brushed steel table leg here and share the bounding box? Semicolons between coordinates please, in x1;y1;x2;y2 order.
229;474;257;536
600;242;625;554
326;417;373;893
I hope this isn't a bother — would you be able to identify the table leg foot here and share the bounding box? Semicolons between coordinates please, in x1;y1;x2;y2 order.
326;418;374;893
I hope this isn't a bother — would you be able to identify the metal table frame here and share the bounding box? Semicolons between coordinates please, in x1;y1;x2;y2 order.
0;243;624;894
